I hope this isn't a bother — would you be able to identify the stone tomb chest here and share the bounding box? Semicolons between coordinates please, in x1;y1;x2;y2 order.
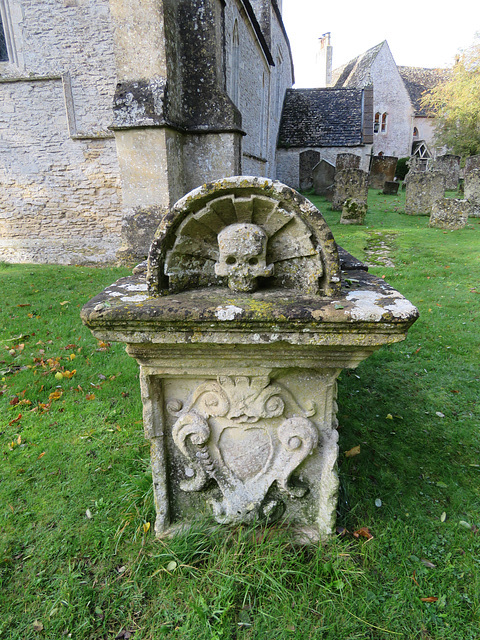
81;177;418;542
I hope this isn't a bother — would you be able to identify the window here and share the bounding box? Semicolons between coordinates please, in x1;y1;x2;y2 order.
381;113;387;133
0;13;8;61
413;126;419;138
374;112;388;134
230;20;240;105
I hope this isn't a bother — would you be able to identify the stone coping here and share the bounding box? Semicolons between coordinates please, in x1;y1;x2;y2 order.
81;269;418;347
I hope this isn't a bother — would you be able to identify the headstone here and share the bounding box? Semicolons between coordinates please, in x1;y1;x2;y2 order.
383;181;399;196
81;177;418;543
312;159;336;196
464;155;480;176
340;198;367;225
465;168;480;217
369;156;398;190
335;153;360;171
332;168;368;211
429;199;470;230
299;150;321;191
430;154;460;190
405;171;445;215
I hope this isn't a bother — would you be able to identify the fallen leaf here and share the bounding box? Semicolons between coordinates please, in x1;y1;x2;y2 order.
436;412;445;418
421;559;436;569
86;393;95;401
60;301;70;306
49;390;62;401
62;369;76;379
440;512;447;522
353;527;373;540
32;620;44;631
38;452;46;459
459;521;472;529
345;445;361;458
9;396;19;406
386;413;393;420
86;509;93;519
8;413;22;426
436;481;448;488
375;498;382;508
143;522;151;534
166;561;177;572
420;597;438;603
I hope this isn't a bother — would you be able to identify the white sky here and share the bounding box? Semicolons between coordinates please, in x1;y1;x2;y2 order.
282;0;478;87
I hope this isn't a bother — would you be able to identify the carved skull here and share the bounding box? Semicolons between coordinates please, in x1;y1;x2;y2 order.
215;223;273;292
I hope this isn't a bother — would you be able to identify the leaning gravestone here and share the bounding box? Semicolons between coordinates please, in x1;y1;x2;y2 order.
465;168;480;217
312;159;335;196
430;154;461;190
383;181;399;195
332;168;368;211
405;171;445;215
429;198;470;230
81;177;418;543
369;156;398;190
299;150;321;191
335;153;360;171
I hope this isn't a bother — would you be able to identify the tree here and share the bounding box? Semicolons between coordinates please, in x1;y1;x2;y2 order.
422;36;480;157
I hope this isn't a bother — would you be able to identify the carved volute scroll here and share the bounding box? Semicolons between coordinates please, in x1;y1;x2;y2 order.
147;177;341;296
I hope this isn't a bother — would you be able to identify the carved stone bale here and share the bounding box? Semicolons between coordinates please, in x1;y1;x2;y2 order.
335;153;360;171
429;198;470;230
312;159;336;196
465;168;480;217
369;156;398;190
81;176;418;543
430;154;460;190
465;155;480;176
340;198;367;225
383;181;399;196
332;168;368;211
405;171;445;216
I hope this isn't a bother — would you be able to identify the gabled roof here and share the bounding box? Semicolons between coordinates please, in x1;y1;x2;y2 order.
332;41;385;88
278;88;365;148
397;66;451;116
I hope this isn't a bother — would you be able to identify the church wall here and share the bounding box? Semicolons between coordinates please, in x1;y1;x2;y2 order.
0;0;123;264
371;45;413;158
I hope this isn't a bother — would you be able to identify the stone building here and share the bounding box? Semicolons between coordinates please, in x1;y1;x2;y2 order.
276;87;373;190
328;39;448;160
0;0;293;264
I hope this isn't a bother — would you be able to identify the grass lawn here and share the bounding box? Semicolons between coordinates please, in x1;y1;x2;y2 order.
0;187;479;639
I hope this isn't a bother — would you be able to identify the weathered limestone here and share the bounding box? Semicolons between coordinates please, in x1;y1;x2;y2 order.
81;177;418;542
383;181;399;195
465;155;480;176
340;198;367;225
299;150;321;191
312;159;336;196
465;168;480;217
429;198;470;230
369;155;398;190
332;168;368;211
405;171;445;215
336;153;360;171
430;154;460;190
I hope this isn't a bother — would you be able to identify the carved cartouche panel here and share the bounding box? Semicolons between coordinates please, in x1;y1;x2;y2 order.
167;376;318;524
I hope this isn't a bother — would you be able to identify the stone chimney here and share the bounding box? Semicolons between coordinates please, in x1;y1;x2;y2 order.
318;32;333;87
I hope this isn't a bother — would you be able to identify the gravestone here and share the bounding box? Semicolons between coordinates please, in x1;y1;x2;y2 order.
405;171;445;215
332;168;368;211
81;177;418;543
383;181;399;195
369;156;398;190
430;154;460;190
465;155;480;176
429;199;470;230
465;168;480;217
340;198;367;225
312;159;336;196
335;153;360;171
299;150;321;191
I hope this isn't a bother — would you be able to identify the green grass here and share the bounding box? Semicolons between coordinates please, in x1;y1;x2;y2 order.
1;188;479;639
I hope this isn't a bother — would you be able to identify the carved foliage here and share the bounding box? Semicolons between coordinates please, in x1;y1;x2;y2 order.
168;376;318;523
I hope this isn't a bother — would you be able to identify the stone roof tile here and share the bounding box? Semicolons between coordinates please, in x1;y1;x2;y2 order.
278;88;365;148
397;66;451;116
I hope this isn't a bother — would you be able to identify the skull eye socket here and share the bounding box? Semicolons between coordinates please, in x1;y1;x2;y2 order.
248;257;258;266
225;256;236;265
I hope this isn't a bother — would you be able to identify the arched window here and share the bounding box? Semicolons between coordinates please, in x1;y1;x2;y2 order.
230;20;240;105
374;112;380;133
0;13;7;61
260;72;265;155
381;113;387;133
413;126;419;138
